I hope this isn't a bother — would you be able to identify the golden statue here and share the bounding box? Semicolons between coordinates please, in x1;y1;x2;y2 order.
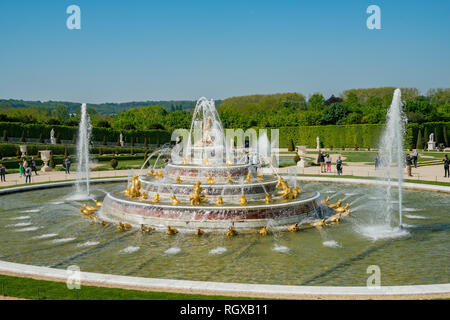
117;222;131;231
181;157;189;165
207;176;215;184
334;203;349;213
276;176;284;189
264;193;273;204
256;172;264;180
244;173;251;183
277;179;293;200
83;204;97;211
311;219;328;227
327;213;341;224
140;192;148;200
154;170;164;179
126;175;141;198
146;169;154;176
320;196;330;204
190;181;207;205
95;200;103;207
342;209;352;217
226;157;233;165
166;225;178;235
328;199;342;209
259;226;268;236
288;223;300;232
176;176;183;183
141;224;155;233
226;176;233;184
151;193;160;203
195;228;205;236
170;195;180;205
214;196;223;206
226;226;237;237
203;157;210;166
239;193;247;205
101;221;111;227
292;185;302;199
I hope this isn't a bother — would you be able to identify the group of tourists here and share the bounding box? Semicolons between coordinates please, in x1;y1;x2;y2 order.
18;157;38;183
317;151;343;175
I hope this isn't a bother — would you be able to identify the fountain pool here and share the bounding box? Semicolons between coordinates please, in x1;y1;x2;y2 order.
0;181;448;287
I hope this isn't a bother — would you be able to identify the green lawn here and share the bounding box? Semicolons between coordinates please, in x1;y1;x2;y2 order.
0;274;260;300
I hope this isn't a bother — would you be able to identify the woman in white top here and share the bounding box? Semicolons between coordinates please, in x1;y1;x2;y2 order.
325;154;332;172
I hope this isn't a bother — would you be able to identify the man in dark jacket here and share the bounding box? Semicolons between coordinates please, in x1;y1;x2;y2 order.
30;157;38;175
405;154;413;177
443;155;450;178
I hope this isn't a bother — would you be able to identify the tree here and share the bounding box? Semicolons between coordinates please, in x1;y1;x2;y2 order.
322;103;350;125
416;130;423;150
144;137;148;148
39;133;44;143
53;104;69;123
444;126;449;147
423;127;429;149
288;139;295;152
20;131;25;142
102;136;107;146
307;93;326;111
2;130;8;142
64;147;68;158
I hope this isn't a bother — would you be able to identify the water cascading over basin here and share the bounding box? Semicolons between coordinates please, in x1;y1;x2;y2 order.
99;97;323;232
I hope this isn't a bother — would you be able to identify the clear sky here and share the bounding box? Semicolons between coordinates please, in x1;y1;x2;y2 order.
0;0;449;103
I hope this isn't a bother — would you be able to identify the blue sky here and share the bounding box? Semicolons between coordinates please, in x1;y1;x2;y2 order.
0;0;449;103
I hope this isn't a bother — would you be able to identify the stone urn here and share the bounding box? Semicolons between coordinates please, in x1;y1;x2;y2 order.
39;150;52;172
296;145;308;168
19;145;27;158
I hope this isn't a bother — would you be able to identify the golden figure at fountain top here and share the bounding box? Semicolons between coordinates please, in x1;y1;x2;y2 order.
264;193;273;204
151;193;160;203
244;173;252;183
207;176;215;184
171;195;180;205
176;176;183;183
239;193;247;205
214;196;223;206
190;181;207;205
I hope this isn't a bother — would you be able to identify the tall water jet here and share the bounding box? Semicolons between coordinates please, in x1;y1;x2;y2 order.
379;88;407;227
75;103;92;198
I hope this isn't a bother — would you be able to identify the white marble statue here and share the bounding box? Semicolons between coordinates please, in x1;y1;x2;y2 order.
316;136;320;150
120;133;124;147
50;129;56;145
428;133;436;150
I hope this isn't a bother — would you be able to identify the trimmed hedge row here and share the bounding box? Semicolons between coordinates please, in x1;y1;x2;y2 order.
0;143;150;158
264;122;450;149
0;122;171;144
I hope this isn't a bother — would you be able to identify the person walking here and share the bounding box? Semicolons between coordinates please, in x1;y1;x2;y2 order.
30;157;38;175
0;164;6;182
443;155;450;178
374;153;380;170
336;156;343;176
412;149;418;168
25;165;32;184
19;162;24;177
317;151;325;173
325;154;332;173
405;154;413;177
64;157;71;174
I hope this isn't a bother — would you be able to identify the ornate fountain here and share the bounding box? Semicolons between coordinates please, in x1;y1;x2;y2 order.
99;97;322;232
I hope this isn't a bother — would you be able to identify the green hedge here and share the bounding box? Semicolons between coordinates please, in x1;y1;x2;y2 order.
0;143;151;158
261;122;450;149
0;122;171;144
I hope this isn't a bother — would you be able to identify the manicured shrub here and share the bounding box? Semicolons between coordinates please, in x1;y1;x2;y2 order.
110;158;118;170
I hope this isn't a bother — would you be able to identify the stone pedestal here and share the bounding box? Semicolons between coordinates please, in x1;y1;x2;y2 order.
427;141;436;151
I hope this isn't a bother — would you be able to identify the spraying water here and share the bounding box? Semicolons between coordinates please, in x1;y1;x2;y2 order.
75;103;92;198
378;88;407;227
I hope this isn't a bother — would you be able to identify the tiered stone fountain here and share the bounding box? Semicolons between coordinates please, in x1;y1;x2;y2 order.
100;98;322;232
